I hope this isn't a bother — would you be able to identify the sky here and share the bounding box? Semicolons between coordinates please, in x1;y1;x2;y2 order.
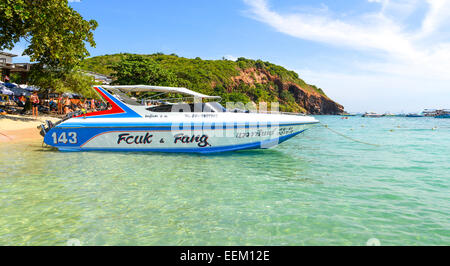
8;0;450;113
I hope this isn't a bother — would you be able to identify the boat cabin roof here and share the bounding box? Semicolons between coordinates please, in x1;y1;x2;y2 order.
100;85;221;99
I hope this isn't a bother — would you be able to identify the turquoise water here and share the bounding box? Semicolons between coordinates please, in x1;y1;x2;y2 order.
0;116;449;245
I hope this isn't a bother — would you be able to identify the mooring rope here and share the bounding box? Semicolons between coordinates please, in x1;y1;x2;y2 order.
319;123;381;147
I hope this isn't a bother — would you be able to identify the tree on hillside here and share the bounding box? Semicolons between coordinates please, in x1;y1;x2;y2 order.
29;66;98;98
0;0;98;69
110;55;179;86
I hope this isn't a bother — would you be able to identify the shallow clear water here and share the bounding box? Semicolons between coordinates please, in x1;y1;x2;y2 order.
0;116;449;245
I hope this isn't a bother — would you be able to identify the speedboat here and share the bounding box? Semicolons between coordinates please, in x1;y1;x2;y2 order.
383;112;396;117
362;112;383;118
422;109;438;117
39;85;319;153
406;113;424;117
435;109;450;118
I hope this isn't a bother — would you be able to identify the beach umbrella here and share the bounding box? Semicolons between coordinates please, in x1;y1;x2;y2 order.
62;92;74;98
0;86;14;95
24;85;40;92
72;93;81;99
3;82;17;89
9;87;31;96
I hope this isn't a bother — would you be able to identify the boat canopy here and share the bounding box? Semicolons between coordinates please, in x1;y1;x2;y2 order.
100;85;221;99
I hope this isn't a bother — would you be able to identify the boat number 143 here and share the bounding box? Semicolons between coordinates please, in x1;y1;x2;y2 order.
51;132;78;144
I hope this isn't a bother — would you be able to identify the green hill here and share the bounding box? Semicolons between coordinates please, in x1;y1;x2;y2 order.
80;53;343;114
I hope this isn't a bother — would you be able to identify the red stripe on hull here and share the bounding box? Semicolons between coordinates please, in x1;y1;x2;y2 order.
75;87;125;118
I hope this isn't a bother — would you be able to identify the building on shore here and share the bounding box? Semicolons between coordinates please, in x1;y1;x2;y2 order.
81;70;112;85
0;51;32;83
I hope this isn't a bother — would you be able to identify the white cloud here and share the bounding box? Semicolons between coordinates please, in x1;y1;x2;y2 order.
223;55;238;61
419;0;450;36
243;0;450;112
244;0;410;55
244;0;450;66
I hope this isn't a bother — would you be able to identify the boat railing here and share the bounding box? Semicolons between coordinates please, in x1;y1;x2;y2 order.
143;96;221;105
256;110;306;116
142;98;306;115
436;109;450;114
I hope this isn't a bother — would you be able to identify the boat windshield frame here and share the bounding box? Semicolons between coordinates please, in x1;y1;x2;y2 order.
146;102;227;113
99;85;222;106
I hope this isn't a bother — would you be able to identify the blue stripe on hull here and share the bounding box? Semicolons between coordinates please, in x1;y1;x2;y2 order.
57;130;306;153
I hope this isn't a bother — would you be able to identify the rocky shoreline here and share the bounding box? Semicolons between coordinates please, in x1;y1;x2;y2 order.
232;68;344;115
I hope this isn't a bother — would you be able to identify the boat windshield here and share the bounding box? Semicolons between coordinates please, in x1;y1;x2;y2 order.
147;102;227;113
109;89;142;105
106;88;222;108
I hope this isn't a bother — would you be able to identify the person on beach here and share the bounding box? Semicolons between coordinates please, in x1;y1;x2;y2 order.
18;95;26;107
30;91;39;119
64;96;72;114
90;98;96;111
82;98;89;110
80;98;88;116
75;101;83;111
57;94;63;114
20;97;31;115
49;97;57;112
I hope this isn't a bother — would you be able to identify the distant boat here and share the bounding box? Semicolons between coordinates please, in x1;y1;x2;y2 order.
422;109;438;117
406;113;423;117
362;112;383;117
435;109;450;119
340;113;356;116
383;113;396;117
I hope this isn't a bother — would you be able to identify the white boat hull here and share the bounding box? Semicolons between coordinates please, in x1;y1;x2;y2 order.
44;123;315;153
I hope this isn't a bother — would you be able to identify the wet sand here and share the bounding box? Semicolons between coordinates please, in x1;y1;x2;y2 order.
0;115;60;143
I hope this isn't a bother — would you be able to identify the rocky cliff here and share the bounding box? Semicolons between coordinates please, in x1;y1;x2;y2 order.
231;68;343;114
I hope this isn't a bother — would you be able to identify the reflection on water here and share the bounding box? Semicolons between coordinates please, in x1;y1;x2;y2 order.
0;116;449;245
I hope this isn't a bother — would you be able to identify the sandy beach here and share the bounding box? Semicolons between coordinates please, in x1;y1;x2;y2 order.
0;115;60;143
